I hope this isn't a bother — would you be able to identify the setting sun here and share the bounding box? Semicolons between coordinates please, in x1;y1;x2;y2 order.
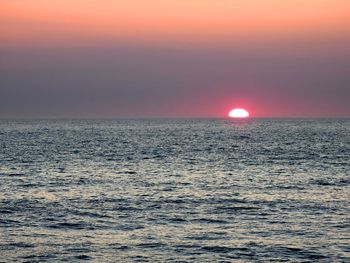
229;108;250;118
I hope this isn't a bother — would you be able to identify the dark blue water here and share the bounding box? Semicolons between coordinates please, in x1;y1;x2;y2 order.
0;119;349;262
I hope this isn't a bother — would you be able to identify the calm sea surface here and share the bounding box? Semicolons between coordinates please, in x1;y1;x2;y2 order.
0;119;349;262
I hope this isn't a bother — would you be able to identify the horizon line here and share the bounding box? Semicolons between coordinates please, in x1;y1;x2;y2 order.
0;116;349;120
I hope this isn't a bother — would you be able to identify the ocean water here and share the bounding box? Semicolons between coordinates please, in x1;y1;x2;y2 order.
0;119;349;262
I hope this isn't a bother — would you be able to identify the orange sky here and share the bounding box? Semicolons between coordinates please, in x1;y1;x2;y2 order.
1;0;349;117
1;0;350;45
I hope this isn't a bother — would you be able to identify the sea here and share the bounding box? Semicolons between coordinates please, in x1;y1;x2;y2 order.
0;119;349;262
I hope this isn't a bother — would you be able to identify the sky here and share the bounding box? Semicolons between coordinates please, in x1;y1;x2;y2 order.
1;0;350;118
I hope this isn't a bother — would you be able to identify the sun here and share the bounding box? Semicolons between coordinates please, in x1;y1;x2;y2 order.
229;108;249;118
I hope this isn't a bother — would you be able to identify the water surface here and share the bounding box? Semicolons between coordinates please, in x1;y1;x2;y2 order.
0;119;349;262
